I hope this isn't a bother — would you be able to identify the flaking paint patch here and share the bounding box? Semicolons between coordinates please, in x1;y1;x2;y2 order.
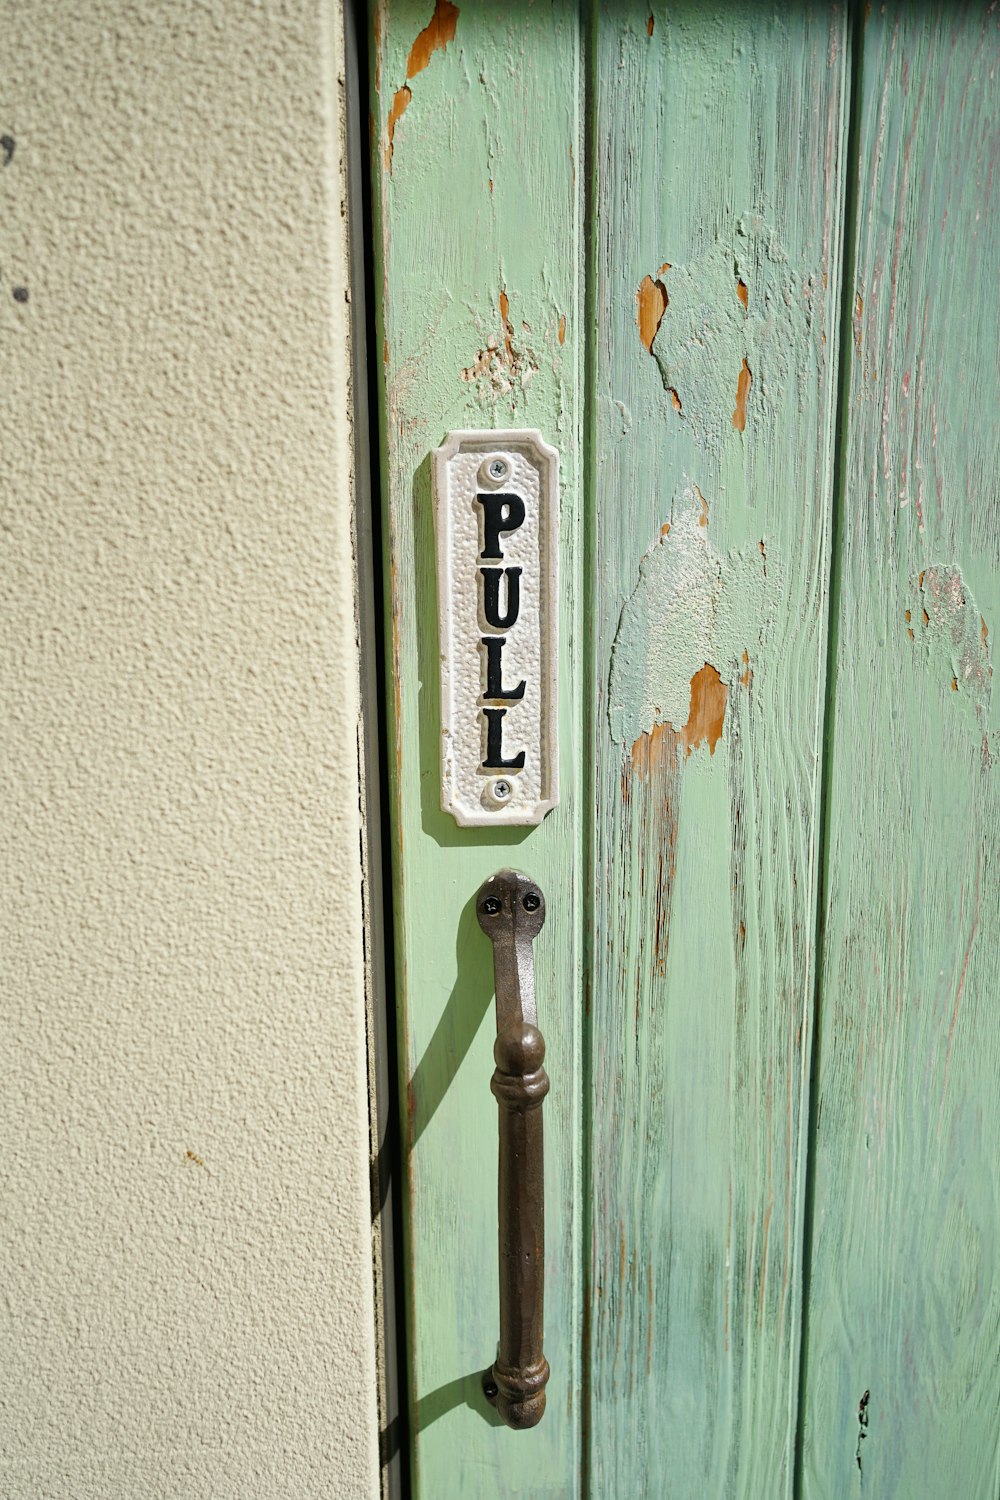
461;284;539;408
406;0;459;78
384;0;460;170
608;483;777;750
908;565;993;726
628;664;727;768
680;664;728;755
650;218;813;450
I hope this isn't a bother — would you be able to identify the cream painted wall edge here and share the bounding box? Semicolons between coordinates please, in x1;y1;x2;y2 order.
1;1;382;1495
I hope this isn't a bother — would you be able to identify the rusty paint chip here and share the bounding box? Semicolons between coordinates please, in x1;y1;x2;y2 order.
499;287;516;361
384;1;459;171
681;663;728;756
629;665;728;767
637;273;668;354
385;85;412;168
733;357;752;432
406;0;459;79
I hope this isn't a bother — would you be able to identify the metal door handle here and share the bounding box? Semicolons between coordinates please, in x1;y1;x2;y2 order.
477;869;550;1430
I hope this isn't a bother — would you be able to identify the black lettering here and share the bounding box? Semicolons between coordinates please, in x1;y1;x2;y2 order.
480;566;521;630
482;707;526;770
481;636;525;701
477;493;525;559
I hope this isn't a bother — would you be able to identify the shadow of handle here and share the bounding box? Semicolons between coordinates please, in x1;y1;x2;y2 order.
417;1370;505;1434
406;894;496;1150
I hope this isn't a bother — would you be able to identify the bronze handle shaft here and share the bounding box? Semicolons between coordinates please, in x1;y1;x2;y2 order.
477;869;550;1430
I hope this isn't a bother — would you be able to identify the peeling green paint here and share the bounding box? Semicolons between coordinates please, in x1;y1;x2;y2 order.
608;484;777;748
801;9;1000;1497
588;8;849;1496
907;564;993;726
649;220;815;450
376;6;999;1498
371;4;583;1496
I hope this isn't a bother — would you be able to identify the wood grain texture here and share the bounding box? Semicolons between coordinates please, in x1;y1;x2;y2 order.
799;8;1000;1496
587;6;849;1495
370;3;583;1495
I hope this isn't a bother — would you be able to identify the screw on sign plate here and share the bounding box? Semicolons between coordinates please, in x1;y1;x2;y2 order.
481;776;516;812
479;455;512;487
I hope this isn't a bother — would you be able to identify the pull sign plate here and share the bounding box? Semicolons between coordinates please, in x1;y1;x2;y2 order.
432;429;559;827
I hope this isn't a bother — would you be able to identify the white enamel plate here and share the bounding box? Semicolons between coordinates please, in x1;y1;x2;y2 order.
431;429;559;828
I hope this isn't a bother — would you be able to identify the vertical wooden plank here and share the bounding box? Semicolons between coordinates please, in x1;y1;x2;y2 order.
587;6;848;1495
370;3;582;1496
800;7;1000;1496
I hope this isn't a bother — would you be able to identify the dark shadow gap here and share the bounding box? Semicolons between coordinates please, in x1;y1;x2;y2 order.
791;4;867;1496
579;3;600;1496
344;2;411;1497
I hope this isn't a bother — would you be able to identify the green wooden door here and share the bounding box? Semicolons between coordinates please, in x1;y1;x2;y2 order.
369;4;999;1497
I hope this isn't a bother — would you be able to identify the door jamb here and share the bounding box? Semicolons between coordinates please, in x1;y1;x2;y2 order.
343;3;409;1495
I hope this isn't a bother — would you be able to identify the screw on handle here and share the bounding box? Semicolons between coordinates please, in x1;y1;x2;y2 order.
477;870;550;1430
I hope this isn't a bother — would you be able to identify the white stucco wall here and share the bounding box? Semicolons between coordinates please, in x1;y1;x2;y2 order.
0;2;380;1495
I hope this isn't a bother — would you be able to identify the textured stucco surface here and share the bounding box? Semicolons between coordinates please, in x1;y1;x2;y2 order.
0;2;379;1495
